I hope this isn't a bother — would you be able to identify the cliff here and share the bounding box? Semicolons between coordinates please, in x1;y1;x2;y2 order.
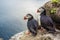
43;1;60;23
9;30;60;40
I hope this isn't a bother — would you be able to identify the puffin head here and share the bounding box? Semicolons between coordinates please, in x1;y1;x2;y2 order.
24;14;33;20
37;7;46;15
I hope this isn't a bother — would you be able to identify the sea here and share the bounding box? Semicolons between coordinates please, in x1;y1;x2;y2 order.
0;19;26;40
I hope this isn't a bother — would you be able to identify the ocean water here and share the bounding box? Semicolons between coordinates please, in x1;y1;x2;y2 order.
0;19;26;40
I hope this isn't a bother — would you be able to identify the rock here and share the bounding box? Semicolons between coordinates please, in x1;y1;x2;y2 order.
42;1;60;30
9;30;60;40
43;1;60;22
0;38;3;40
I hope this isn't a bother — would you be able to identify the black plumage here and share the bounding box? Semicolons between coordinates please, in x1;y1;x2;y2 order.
25;14;38;36
40;7;56;33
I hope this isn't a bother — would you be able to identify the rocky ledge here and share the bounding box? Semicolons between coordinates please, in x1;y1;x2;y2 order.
9;30;60;40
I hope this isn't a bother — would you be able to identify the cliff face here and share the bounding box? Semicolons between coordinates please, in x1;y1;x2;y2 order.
9;30;60;40
43;1;60;23
42;1;60;30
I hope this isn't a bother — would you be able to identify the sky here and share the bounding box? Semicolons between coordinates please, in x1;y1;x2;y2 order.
0;0;50;32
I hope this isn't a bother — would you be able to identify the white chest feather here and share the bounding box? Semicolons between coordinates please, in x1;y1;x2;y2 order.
36;14;41;26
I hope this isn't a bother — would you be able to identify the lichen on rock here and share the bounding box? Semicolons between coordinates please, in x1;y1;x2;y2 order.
42;1;60;30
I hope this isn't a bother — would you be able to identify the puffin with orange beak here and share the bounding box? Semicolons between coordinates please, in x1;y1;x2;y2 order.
24;14;38;36
37;7;56;34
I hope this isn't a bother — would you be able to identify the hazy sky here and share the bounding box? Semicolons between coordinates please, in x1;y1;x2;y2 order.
0;0;49;31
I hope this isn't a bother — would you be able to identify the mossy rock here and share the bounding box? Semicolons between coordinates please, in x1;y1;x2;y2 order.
43;1;60;22
43;1;60;30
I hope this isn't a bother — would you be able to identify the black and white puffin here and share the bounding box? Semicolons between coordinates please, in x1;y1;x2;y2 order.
24;14;38;36
37;7;56;34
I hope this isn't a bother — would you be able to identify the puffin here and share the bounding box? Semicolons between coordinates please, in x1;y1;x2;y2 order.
37;7;56;34
24;14;38;36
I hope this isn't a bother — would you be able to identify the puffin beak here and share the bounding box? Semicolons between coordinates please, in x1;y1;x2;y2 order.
37;9;40;13
24;16;27;20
